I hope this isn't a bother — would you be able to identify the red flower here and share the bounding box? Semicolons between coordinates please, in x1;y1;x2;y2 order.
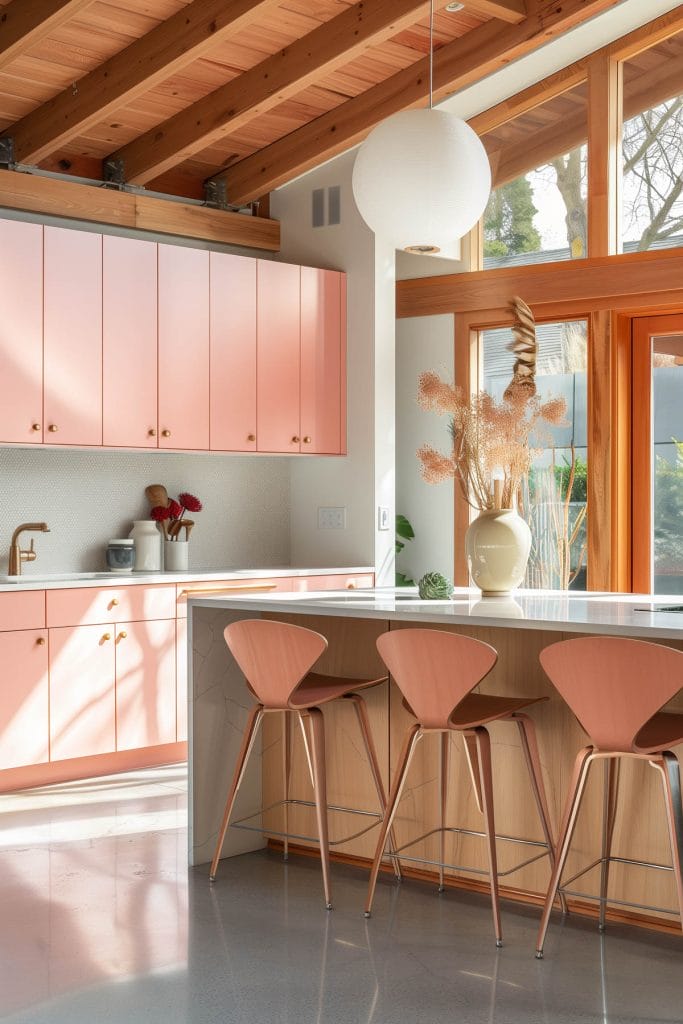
167;499;183;519
150;505;171;522
179;492;202;513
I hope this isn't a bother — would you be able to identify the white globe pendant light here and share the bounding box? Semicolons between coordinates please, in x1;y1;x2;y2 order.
351;2;491;254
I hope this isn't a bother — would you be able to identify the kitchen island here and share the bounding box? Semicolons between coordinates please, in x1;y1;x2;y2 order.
188;587;683;929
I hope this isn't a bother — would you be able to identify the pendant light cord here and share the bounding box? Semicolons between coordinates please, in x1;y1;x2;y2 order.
429;0;434;110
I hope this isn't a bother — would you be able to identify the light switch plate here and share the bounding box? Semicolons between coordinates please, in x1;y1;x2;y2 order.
378;506;390;531
318;506;346;530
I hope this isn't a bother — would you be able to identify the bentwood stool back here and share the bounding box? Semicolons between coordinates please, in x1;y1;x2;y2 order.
209;618;397;909
366;628;561;947
536;636;683;957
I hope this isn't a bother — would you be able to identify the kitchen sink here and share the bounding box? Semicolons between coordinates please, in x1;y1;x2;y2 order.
0;572;117;584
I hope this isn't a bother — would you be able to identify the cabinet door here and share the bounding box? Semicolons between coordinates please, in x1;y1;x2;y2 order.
44;226;102;445
210;253;257;451
103;235;158;448
300;267;343;455
158;244;209;449
176;617;187;742
0;220;43;444
49;624;115;760
115;619;176;751
256;260;300;453
0;630;49;769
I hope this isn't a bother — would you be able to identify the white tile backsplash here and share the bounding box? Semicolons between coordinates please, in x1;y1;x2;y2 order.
0;449;290;574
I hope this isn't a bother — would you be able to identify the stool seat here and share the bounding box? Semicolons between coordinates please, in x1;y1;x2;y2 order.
450;694;546;730
290;671;387;709
635;711;683;754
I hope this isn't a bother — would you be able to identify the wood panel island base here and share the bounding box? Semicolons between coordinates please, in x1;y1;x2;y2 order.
188;589;683;935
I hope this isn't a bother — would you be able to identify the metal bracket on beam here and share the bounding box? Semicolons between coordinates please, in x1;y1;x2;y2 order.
0;138;16;170
103;157;127;190
203;177;231;211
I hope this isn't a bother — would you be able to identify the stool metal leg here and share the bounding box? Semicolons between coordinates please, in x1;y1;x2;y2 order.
209;704;264;881
473;726;502;946
536;746;593;957
439;732;450;892
365;724;422;917
514;712;568;915
308;707;333;910
598;758;620;932
346;693;403;881
283;711;292;861
655;751;683;930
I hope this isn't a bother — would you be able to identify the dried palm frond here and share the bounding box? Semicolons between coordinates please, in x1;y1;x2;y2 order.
504;296;537;402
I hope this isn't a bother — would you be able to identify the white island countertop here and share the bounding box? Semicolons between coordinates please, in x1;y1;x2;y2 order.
187;586;683;640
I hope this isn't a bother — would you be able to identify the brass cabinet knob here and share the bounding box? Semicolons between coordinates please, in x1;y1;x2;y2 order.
102;632;112;642
48;424;58;433
303;436;312;444
162;429;171;438
247;433;256;442
32;423;41;432
36;636;46;645
110;598;119;607
148;428;157;437
346;582;356;590
292;435;300;443
117;631;127;640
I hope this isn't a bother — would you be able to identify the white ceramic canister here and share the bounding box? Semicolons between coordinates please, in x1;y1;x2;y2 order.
164;540;189;572
129;520;162;572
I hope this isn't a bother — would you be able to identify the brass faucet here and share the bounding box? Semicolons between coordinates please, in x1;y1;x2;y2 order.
8;523;50;576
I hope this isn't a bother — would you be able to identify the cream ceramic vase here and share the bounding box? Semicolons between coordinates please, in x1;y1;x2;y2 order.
465;508;531;596
129;520;162;572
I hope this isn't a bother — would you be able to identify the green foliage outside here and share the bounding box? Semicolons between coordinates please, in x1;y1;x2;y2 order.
395;514;415;587
654;439;683;573
483;178;542;259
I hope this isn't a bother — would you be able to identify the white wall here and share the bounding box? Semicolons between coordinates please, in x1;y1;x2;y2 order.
0;449;290;575
396;315;455;585
271;149;396;584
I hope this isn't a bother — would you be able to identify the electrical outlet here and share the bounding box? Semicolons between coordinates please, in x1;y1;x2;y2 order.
318;506;346;530
378;506;390;531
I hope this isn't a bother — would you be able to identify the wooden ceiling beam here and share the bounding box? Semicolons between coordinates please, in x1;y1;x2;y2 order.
0;169;279;250
218;0;616;205
4;0;281;165
461;0;526;24
0;0;96;72
110;0;429;186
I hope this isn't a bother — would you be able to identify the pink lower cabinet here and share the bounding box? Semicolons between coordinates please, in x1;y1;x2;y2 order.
0;630;49;770
176;617;187;742
115;619;176;751
49;624;116;760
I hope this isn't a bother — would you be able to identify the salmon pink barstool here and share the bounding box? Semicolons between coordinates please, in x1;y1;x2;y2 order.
536;636;683;958
209;618;398;909
365;628;561;946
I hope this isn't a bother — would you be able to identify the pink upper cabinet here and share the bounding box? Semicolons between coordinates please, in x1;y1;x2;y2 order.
300;267;344;455
103;235;158;448
210;253;257;451
0;220;43;444
256;260;301;453
158;243;210;450
43;226;103;446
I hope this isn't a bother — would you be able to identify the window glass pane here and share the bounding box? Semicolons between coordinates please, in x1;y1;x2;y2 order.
622;32;683;253
481;83;588;269
482;320;588;589
652;335;683;592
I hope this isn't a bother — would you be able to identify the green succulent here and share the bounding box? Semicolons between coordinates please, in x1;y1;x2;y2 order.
418;572;452;600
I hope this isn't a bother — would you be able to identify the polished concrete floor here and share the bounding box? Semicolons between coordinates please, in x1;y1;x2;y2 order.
0;766;681;1023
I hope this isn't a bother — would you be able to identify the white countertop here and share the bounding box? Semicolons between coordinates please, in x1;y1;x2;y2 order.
0;566;374;593
188;586;683;640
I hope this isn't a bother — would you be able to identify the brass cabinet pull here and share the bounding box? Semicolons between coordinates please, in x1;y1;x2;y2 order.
36;636;46;645
303;436;312;444
102;632;112;642
48;424;58;433
117;631;127;640
148;428;157;437
32;423;41;432
291;435;300;443
110;598;119;607
247;433;256;442
162;429;171;438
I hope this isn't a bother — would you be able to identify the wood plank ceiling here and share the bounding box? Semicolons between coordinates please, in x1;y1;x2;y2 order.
0;0;621;207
